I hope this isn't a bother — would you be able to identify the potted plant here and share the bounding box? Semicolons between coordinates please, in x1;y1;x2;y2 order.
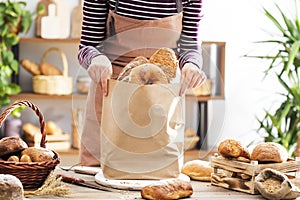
247;0;300;157
0;0;44;108
0;1;44;138
3;102;25;137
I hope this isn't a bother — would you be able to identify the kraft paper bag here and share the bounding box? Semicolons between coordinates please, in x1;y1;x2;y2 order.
100;79;185;180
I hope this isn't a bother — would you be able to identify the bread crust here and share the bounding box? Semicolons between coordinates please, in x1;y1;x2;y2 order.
45;121;63;135
40;62;63;75
20;59;41;75
218;139;250;159
129;63;169;85
141;179;193;200
149;47;178;80
181;160;212;181
0;174;24;200
0;137;28;157
250;142;288;163
21;147;55;162
184;128;196;137
117;56;149;81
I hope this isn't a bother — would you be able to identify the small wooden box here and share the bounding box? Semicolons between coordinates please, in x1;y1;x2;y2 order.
210;155;300;194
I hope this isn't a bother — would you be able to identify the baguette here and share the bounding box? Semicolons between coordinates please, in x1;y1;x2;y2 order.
141;179;193;200
20;59;41;75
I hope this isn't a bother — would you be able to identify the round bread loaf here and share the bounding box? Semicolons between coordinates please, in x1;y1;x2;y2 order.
251;142;288;163
117;56;149;82
0;136;28;157
0;174;24;200
218;139;250;159
129;63;169;85
181;160;212;181
21;147;55;162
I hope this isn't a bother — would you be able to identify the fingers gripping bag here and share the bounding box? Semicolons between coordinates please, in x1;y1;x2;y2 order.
100;79;185;180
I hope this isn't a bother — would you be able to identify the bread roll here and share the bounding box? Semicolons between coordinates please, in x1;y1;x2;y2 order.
40;62;63;75
21;147;55;162
45;121;63;135
251;142;288;163
184;128;196;137
0;174;24;200
23;123;41;138
141;179;193;200
20;154;32;162
117;56;149;82
129;63;169;85
182;160;212;181
0;137;28;157
7;155;19;162
235;156;251;163
218;139;250;160
149;47;178;80
20;59;41;75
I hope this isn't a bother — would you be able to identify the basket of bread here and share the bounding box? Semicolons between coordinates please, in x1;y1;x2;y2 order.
21;47;72;95
210;139;300;195
0;100;60;190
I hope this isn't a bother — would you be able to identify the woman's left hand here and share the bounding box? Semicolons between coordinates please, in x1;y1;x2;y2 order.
179;62;206;96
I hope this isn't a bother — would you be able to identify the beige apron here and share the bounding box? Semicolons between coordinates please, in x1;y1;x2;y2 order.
80;1;183;166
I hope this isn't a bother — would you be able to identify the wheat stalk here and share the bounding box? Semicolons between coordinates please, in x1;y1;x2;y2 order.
24;172;70;197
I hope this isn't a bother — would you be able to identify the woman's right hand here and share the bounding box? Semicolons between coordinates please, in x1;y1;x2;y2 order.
87;55;112;96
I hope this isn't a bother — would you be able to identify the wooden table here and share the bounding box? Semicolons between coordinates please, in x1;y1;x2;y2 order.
25;167;266;200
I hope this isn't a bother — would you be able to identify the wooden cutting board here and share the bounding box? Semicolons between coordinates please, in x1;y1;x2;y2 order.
71;0;83;38
40;3;60;39
35;0;56;37
94;171;190;190
54;0;70;38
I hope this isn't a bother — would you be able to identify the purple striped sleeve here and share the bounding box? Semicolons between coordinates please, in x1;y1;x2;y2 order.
178;0;203;69
179;49;203;69
78;0;108;69
78;46;103;69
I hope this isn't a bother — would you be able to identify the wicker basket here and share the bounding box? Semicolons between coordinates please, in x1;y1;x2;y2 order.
32;47;73;95
0;100;60;190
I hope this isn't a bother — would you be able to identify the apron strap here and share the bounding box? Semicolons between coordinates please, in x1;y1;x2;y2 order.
113;0;119;12
176;0;183;13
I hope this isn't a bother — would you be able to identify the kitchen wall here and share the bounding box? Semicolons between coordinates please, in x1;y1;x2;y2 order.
15;0;295;151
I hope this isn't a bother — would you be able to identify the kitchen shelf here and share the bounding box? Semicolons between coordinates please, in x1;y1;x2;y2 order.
11;92;221;102
11;93;87;100
20;38;80;43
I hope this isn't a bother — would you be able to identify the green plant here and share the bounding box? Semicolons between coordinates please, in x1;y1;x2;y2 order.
248;0;300;157
0;0;43;108
10;102;25;118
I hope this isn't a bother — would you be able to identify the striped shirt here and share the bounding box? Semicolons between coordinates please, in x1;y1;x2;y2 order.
78;0;204;69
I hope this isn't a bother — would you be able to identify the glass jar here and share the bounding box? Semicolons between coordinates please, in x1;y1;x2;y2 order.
76;76;91;94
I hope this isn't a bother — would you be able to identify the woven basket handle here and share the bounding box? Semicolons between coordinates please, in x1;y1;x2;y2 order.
41;47;68;77
0;100;47;148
